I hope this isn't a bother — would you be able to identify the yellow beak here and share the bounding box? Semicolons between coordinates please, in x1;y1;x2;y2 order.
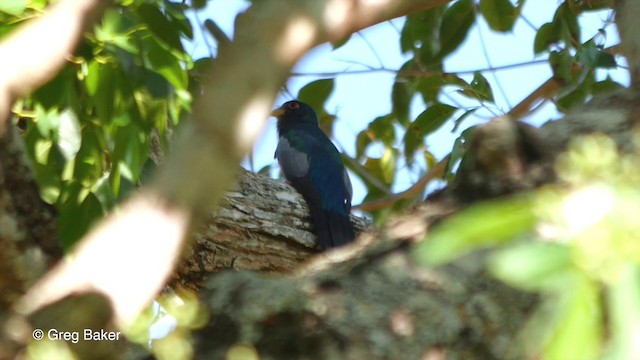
270;108;285;117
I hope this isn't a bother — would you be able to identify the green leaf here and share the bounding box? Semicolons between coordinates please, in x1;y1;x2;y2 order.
479;0;518;32
138;3;184;52
410;103;457;137
86;61;117;124
0;0;26;15
415;195;536;265
73;126;105;186
543;275;601;360
367;115;396;147
451;107;478;132
297;78;335;113
445;125;475;181
143;37;188;90
416;75;446;104
459;72;494;102
403;103;457;165
164;2;194;40
32;65;77;110
439;0;475;59
363;147;396;185
489;243;572;292
533;23;554;54
58;182;105;249
391;81;412;126
400;8;444;55
591;77;625;95
608;264;640;360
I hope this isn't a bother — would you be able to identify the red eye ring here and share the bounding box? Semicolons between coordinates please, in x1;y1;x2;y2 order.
287;102;300;110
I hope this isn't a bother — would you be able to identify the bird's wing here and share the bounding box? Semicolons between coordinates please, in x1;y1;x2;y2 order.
343;168;352;208
275;137;309;179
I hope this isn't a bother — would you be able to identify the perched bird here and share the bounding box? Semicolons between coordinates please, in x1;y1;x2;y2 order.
272;100;355;250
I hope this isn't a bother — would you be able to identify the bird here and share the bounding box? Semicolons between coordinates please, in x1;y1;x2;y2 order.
272;100;355;250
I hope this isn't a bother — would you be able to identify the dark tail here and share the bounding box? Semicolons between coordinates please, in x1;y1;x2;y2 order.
309;206;355;250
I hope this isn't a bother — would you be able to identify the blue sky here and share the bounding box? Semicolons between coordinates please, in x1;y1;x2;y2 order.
186;0;629;206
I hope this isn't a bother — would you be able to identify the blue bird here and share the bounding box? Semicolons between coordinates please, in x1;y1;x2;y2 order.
272;100;355;250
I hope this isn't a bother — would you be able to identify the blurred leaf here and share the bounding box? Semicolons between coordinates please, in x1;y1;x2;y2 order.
363;147;396;185
415;195;536;265
459;72;494;102
489;243;572;292
479;0;518;32
297;78;334;114
57;110;82;161
439;0;475;59
608;264;640;360
367;115;396;147
543;274;601;360
0;0;26;15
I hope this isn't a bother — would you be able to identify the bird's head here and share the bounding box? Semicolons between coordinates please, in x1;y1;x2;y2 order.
271;100;319;129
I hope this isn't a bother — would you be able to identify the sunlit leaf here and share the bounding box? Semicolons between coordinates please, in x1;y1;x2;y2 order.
543;275;601;360
415;195;536;265
608;264;640;360
0;0;26;16
489;243;572;292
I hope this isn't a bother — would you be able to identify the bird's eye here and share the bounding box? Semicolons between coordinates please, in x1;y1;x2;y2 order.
287;102;300;110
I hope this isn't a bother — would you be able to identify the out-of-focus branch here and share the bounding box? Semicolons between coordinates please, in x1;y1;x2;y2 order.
17;0;449;333
0;0;108;129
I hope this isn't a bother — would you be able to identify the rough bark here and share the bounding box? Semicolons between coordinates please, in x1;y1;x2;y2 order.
172;169;370;292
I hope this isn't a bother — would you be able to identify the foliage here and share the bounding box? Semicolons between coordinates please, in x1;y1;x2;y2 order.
416;133;640;359
291;0;622;218
4;0;196;247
